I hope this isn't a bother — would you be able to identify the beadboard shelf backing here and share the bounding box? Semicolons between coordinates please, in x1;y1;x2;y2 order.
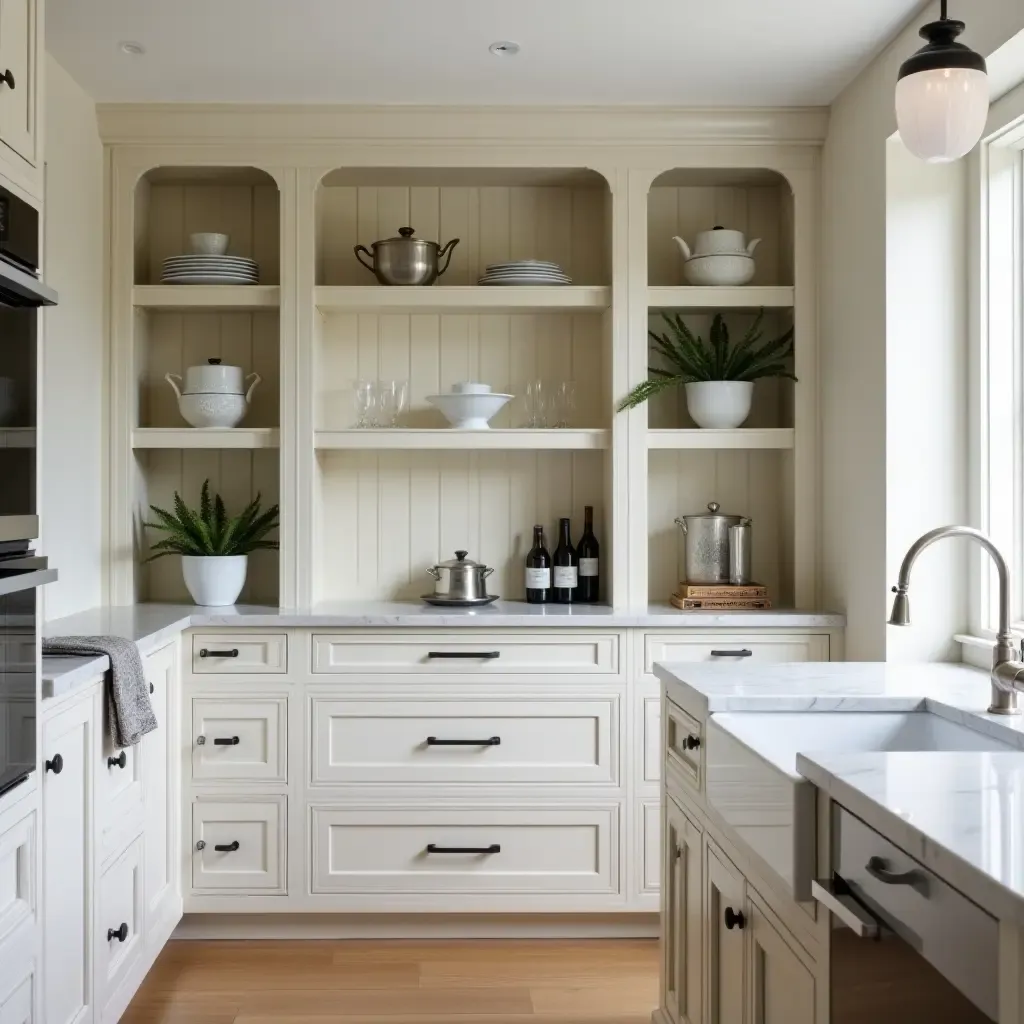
315;175;611;287
134;166;280;286
647;173;793;288
314;285;610;313
315;429;609;451
648;448;794;605
313;449;607;603
315;310;611;432
133;285;281;310
133;448;280;604
135;309;280;429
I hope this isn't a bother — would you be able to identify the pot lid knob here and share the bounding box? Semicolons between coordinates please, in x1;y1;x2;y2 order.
208;358;222;365
399;227;415;238
455;549;468;561
707;502;720;513
713;225;725;231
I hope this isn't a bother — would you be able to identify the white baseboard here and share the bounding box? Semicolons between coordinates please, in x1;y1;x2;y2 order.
173;912;660;940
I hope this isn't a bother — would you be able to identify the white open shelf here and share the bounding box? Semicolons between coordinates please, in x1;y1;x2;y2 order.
647;286;794;310
132;428;281;449
133;285;281;310
314;285;610;314
315;428;610;451
647;428;795;450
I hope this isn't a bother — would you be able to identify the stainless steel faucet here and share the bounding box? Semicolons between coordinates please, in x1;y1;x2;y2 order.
889;525;1024;715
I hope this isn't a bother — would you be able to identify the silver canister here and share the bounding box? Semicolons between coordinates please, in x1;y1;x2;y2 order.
674;502;744;584
728;519;753;585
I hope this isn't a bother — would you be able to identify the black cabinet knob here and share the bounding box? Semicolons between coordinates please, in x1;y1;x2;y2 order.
684;734;701;751
0;70;15;90
724;906;745;930
45;754;63;774
107;923;128;943
107;751;127;770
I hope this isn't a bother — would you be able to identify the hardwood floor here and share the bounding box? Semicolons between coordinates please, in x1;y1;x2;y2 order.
122;939;660;1023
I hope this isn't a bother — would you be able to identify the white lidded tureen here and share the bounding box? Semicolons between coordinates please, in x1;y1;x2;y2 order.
165;358;261;428
673;226;761;287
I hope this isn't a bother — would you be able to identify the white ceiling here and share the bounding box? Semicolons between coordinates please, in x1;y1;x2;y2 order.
47;0;926;107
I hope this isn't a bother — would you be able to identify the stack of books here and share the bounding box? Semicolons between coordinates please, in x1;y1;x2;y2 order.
670;583;772;610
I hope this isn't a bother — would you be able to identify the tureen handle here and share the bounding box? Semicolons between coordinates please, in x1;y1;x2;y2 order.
353;244;375;273
164;373;183;401
746;238;761;257
672;236;692;261
425;566;441;580
674;516;687;535
244;373;262;403
436;238;461;277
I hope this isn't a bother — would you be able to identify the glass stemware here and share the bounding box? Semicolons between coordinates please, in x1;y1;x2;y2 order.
377;379;409;428
353;379;375;429
553;380;576;429
524;379;547;428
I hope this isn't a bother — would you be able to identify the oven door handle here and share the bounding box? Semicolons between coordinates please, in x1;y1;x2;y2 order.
811;877;880;938
0;567;57;598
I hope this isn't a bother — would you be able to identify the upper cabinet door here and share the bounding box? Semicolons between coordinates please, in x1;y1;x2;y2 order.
0;0;37;167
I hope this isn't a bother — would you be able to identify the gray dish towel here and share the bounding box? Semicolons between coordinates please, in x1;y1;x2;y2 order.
43;635;158;748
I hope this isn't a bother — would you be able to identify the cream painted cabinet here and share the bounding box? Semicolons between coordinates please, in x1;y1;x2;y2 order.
747;889;816;1024
663;798;702;1024
705;839;746;1024
0;0;36;167
41;692;97;1024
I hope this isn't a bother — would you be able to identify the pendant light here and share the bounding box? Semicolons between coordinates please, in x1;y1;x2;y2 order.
895;0;989;163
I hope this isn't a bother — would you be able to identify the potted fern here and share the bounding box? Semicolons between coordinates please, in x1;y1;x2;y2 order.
144;481;280;606
618;309;796;429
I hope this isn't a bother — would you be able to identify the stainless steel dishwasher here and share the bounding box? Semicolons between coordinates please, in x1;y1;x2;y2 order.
813;806;997;1023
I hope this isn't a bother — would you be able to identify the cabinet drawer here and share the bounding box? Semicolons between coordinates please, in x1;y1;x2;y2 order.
191;797;285;893
99;709;142;854
0;971;32;1024
666;700;702;791
311;805;617;895
0;807;34;948
191;697;287;784
643;633;829;676
97;838;144;1012
641;800;660;895
312;632;619;675
190;634;287;675
310;697;618;786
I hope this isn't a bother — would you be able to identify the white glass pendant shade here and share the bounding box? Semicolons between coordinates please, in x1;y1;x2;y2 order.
896;66;989;163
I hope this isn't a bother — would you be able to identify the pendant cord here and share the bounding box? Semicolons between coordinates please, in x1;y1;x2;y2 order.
940;0;947;20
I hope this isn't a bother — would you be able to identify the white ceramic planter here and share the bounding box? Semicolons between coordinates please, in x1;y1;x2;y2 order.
181;555;248;606
685;381;754;429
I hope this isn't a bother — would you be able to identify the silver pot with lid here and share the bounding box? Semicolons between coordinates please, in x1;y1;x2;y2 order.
425;550;494;600
354;227;460;286
675;502;747;584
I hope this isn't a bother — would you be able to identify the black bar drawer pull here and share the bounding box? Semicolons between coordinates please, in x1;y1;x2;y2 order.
427;736;501;747
426;651;500;660
426;843;500;855
213;736;241;746
107;923;128;943
214;841;240;853
710;649;753;658
199;648;239;659
108;751;127;769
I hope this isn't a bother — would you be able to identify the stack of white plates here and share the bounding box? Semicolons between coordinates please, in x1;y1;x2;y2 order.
478;260;572;286
161;255;260;286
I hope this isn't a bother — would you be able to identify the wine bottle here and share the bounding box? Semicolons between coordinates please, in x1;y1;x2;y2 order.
525;525;551;604
577;505;600;603
552;517;578;604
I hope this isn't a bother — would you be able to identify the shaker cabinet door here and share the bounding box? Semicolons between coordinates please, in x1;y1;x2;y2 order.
664;798;702;1024
0;0;36;166
704;839;746;1024
747;888;816;1024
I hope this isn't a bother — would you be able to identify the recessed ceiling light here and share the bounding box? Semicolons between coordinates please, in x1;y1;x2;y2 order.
119;41;145;55
489;41;520;56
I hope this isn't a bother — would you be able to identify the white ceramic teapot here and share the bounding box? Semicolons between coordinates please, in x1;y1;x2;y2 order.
166;358;261;429
673;226;761;287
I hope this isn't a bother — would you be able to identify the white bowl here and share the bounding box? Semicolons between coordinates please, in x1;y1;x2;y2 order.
426;392;513;430
178;392;248;429
683;253;756;287
189;232;230;256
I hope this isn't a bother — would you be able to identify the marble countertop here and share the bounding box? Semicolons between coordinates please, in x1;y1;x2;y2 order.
656;659;1024;925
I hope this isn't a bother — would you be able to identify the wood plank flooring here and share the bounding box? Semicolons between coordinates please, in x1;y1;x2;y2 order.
122;939;660;1023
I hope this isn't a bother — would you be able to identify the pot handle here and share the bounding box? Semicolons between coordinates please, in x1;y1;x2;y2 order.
436;238;461;277
482;567;494;578
353;245;376;274
674;516;688;535
425;567;441;581
244;373;262;403
165;373;183;400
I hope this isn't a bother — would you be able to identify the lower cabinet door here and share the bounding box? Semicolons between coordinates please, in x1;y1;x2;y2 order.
664;799;702;1024
191;797;285;894
311;805;617;896
0;971;34;1024
705;838;746;1024
96;838;144;1022
747;888;816;1024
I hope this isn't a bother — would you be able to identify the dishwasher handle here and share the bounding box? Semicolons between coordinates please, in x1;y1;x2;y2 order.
811;877;880;938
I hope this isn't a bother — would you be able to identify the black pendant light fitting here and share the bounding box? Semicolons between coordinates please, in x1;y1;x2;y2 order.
897;0;986;83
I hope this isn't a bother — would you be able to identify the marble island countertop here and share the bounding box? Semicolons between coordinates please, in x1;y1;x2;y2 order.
656;659;1024;925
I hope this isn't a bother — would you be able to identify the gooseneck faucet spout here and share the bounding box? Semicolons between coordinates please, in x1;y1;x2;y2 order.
889;526;1024;715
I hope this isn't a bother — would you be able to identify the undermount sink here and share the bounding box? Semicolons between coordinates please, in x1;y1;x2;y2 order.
702;709;1019;902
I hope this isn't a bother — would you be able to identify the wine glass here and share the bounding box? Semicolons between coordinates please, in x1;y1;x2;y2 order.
553;380;576;429
353;379;375;429
524;379;547;428
377;379;409;428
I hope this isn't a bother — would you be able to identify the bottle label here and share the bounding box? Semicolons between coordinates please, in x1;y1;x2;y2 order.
554;566;578;589
579;558;599;578
526;567;551;589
